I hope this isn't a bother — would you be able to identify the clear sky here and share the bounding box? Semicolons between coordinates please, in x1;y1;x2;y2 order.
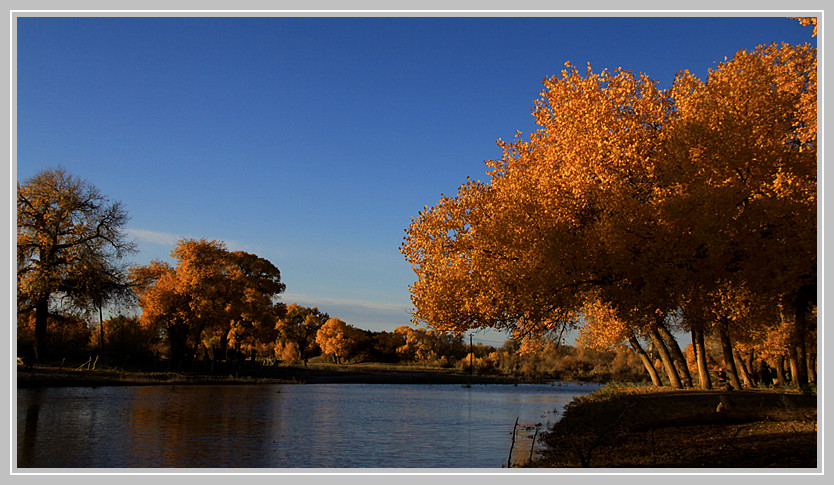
15;14;817;344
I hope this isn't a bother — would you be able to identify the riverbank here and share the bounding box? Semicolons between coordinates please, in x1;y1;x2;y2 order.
527;385;818;469
16;362;525;388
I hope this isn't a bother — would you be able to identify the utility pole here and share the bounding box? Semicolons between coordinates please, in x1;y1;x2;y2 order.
98;296;104;351
469;334;473;375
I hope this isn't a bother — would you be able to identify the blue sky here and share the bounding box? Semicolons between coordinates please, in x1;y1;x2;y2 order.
15;14;816;343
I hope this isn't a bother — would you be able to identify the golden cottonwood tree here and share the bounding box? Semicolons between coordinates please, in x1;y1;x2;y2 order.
274;303;329;364
130;259;193;364
403;63;674;361
393;325;465;364
664;41;817;387
130;239;285;366
315;318;367;364
403;35;816;388
17;167;135;361
224;250;286;358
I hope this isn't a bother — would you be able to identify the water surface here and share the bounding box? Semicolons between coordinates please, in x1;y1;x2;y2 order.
17;382;600;469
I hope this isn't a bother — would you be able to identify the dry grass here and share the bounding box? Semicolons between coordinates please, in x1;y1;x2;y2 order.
529;385;818;469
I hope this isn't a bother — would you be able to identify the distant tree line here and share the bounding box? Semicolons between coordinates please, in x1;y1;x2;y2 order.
14;168;646;381
18;168;642;380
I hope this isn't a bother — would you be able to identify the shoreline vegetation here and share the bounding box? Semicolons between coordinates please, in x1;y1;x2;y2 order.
17;365;817;469
16;362;531;388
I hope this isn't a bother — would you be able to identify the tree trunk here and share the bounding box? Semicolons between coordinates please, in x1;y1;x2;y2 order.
692;328;712;390
649;328;682;389
796;287;814;387
781;293;808;388
33;296;50;362
744;350;757;385
98;302;105;351
234;342;243;376
168;324;189;369
657;323;692;387
717;320;743;390
786;345;801;388
807;352;816;384
219;332;228;361
732;348;752;388
628;335;661;386
794;341;808;387
774;354;786;386
205;343;215;374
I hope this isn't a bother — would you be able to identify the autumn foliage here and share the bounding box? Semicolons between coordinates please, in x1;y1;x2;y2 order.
315;318;369;364
274;303;330;364
17;167;135;361
18;19;816;387
130;239;286;368
402;32;817;389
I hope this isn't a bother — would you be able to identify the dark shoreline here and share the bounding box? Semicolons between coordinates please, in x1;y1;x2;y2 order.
16;364;541;388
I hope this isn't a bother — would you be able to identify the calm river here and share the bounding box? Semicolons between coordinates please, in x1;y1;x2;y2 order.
16;382;600;469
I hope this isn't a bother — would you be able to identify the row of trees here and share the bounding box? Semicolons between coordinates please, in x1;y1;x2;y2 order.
15;163;792;386
13;172;476;372
401;29;817;390
16;299;649;382
16;167;279;367
14;167;476;372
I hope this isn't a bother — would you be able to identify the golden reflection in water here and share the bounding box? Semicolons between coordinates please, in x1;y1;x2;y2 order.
127;385;277;467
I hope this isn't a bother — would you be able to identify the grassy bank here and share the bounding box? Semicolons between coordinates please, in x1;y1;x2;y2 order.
526;384;818;469
16;361;525;387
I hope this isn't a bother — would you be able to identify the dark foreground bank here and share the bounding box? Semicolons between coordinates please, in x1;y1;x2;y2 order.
527;385;817;469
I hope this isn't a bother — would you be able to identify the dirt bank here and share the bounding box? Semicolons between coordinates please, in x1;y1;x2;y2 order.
528;385;818;469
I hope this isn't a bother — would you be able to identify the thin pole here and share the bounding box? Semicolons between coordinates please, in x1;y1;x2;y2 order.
529;427;539;464
507;417;519;467
99;298;104;351
469;334;473;375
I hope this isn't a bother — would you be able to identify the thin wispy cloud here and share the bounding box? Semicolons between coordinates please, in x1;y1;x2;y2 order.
126;228;257;255
280;292;414;331
125;228;182;247
281;292;510;343
282;293;411;313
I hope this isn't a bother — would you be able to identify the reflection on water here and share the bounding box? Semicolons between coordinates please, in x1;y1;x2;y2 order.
16;382;599;468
